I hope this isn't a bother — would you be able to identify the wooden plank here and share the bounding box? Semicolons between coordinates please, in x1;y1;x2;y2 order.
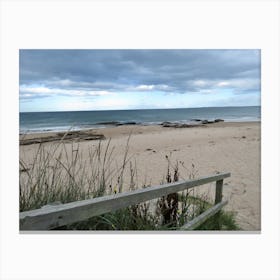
215;179;224;204
181;200;228;230
20;172;230;230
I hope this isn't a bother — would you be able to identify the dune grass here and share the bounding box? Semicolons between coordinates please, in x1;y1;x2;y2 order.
19;134;239;230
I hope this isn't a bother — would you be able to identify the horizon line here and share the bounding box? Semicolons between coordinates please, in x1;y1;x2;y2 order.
19;105;260;114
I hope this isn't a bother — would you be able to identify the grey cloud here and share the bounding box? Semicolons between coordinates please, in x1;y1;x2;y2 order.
19;49;260;99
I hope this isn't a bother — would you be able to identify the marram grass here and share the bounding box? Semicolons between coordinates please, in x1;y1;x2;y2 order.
19;136;239;230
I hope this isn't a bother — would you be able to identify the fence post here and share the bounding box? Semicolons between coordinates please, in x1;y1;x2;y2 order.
214;179;224;228
215;179;223;204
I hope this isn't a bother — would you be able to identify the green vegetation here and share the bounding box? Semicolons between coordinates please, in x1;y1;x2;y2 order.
20;134;239;230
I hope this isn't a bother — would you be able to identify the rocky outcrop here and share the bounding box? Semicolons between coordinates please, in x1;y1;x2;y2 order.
160;118;225;128
201;120;215;124
96;121;120;125
161;122;205;128
20;131;105;145
116;121;137;126
96;121;138;126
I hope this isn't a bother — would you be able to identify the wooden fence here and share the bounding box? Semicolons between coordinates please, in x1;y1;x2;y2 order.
20;172;230;230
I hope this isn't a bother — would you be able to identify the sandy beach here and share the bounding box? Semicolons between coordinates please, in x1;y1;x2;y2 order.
19;121;261;230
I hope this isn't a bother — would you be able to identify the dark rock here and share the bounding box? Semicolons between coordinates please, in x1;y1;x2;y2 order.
116;121;137;126
161;122;177;127
191;119;202;122
214;119;224;123
96;121;120;125
176;124;198;128
161;121;172;126
202;120;215;124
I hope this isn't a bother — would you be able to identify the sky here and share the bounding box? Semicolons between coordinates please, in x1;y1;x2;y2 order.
19;49;261;112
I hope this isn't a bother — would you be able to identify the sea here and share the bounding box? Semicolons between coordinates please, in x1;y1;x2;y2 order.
19;106;261;134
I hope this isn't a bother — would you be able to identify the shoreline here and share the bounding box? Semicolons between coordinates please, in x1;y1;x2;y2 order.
20;121;261;141
19;117;260;135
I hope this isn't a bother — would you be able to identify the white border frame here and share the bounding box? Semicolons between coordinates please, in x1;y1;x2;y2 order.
1;0;280;279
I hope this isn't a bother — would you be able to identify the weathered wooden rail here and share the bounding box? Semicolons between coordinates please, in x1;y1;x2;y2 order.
20;172;230;230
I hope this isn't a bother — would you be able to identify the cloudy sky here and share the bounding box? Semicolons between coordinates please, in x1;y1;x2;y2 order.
19;49;260;112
